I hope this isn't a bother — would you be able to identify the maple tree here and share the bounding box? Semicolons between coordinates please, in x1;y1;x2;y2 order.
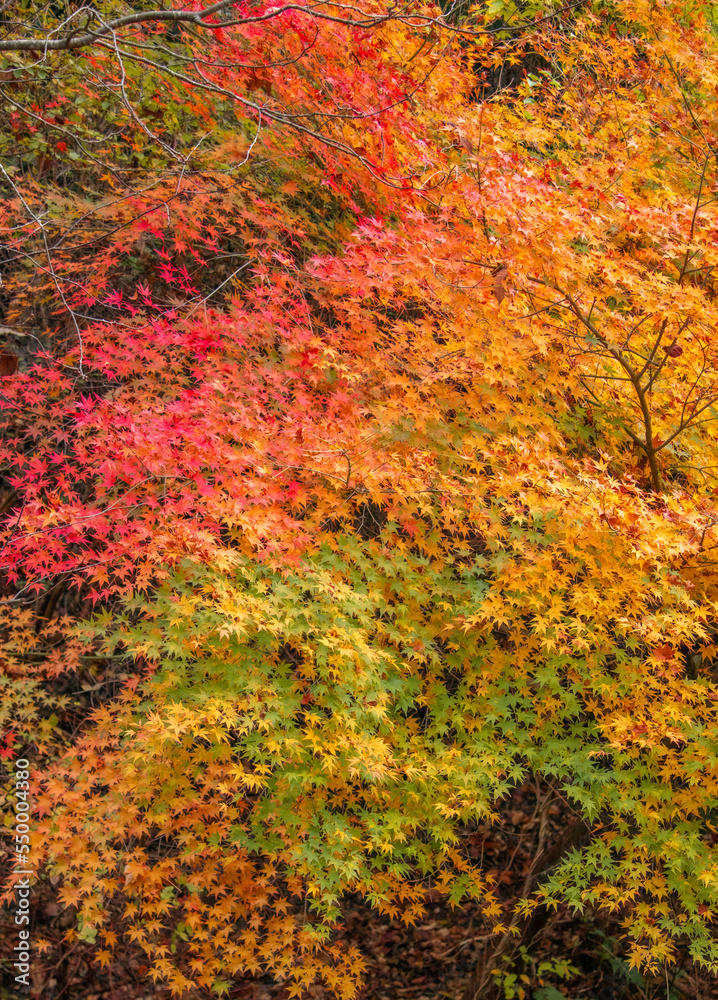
2;0;718;997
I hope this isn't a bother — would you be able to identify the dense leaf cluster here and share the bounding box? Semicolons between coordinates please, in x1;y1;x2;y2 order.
1;0;718;996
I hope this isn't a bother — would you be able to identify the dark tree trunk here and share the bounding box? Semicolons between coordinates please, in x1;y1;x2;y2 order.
464;815;592;1000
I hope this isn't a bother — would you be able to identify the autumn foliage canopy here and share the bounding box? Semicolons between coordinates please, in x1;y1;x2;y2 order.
1;0;718;995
